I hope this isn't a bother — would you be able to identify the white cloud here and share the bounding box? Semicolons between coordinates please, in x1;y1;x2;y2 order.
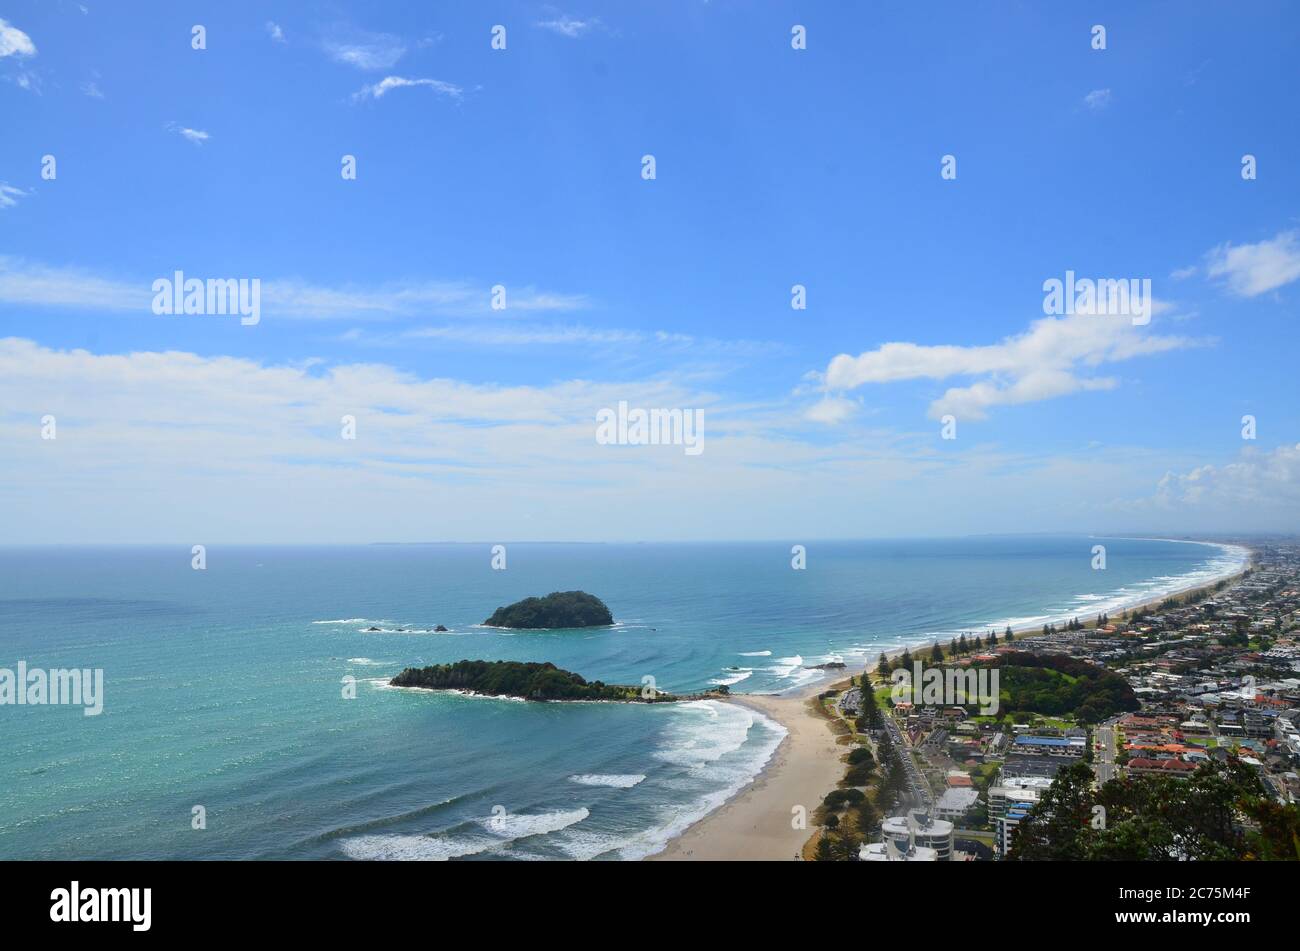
804;396;859;424
0;184;25;210
266;22;285;43
2;336;1285;541
537;15;601;38
1083;88;1112;111
81;80;104;99
351;76;462;102
821;313;1200;420
166;123;209;145
0;258;585;319
323;31;405;70
1151;444;1300;512
1170;265;1197;281
1205;229;1300;297
0;17;36;58
408;324;634;346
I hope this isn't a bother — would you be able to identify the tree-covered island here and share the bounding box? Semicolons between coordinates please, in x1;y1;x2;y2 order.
483;591;614;629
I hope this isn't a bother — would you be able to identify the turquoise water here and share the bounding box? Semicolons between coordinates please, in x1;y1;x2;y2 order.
0;537;1245;860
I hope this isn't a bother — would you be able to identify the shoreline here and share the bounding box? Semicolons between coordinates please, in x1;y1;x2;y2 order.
647;545;1253;861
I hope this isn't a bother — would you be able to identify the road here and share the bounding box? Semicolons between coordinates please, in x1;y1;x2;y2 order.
1094;723;1117;784
883;713;932;809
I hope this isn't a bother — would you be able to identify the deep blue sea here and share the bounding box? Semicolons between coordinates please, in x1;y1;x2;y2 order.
0;536;1246;860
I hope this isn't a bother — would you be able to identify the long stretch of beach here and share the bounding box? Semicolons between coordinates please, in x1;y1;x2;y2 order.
649;549;1252;861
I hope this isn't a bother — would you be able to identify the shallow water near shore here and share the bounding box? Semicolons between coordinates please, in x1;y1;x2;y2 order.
0;536;1246;860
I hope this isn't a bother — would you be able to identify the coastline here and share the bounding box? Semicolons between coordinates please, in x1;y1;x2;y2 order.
647;680;844;861
647;544;1253;861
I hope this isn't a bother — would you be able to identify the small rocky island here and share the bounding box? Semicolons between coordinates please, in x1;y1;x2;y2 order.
483;591;614;629
391;660;681;702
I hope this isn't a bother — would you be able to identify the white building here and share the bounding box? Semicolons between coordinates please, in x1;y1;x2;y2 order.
881;810;953;861
860;839;938;862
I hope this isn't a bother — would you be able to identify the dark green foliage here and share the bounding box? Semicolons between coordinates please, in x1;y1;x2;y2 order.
847;746;874;766
1007;758;1300;861
484;591;614;629
985;651;1139;723
822;787;866;810
390;659;666;702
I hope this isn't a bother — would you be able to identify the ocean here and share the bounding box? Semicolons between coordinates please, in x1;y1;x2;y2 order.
0;536;1247;860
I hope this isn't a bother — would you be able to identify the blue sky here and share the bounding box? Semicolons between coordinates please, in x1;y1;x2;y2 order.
1;1;1298;542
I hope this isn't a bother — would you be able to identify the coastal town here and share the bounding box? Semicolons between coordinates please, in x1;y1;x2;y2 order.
807;541;1300;861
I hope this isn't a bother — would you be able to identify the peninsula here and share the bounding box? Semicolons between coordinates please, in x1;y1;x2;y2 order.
391;659;674;702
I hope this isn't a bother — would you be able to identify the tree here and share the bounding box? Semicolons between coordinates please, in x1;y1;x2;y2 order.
877;653;889;678
1004;761;1095;860
814;835;835;861
1006;628;1015;643
930;642;944;663
987;630;998;647
958;633;969;653
1007;758;1299;862
833;831;862;861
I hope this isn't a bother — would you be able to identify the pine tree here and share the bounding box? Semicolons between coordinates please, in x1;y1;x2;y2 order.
814;835;835;861
930;641;943;663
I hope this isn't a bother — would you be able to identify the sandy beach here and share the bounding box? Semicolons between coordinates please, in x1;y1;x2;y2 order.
648;553;1253;861
649;684;848;860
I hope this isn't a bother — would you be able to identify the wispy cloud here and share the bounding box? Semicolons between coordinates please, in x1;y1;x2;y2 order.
819;313;1201;421
536;14;602;38
0;184;25;210
351;76;462;102
0;258;585;320
266;22;285;44
166;123;209;145
1083;88;1112;111
323;30;405;70
80;80;104;99
1205;229;1300;297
